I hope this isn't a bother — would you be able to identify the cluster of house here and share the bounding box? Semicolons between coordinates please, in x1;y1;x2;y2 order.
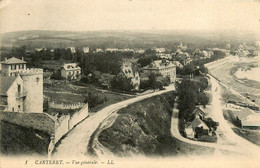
237;44;258;57
0;57;43;113
185;107;217;141
59;60;176;91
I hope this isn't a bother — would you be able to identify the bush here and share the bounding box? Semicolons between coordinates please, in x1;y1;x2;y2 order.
50;72;65;80
83;91;107;109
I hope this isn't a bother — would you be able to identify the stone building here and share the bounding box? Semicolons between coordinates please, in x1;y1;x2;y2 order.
142;60;176;83
61;63;81;80
121;61;140;90
1;57;27;76
0;57;43;113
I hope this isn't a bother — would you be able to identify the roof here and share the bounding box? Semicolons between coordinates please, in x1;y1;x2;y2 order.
0;76;16;95
143;60;176;70
242;114;260;127
188;118;209;130
1;57;27;64
62;63;81;71
192;106;206;116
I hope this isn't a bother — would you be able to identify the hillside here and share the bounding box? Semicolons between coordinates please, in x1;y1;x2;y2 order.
1;30;258;49
97;92;214;157
0;120;50;156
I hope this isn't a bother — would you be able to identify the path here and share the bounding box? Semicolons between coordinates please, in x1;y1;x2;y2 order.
52;85;175;159
170;75;260;158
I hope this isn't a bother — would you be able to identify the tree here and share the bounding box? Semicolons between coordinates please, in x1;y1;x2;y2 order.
177;79;197;120
110;73;134;91
84;91;106;109
197;92;209;108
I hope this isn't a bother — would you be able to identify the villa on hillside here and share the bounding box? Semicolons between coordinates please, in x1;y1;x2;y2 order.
61;63;81;80
121;61;140;90
142;59;176;83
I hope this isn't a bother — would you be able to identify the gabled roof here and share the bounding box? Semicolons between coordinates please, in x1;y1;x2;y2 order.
188;118;209;130
192;106;206;116
143;60;176;70
2;57;27;64
0;76;17;95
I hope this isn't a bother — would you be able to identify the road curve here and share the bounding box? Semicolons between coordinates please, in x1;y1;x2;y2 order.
52;85;175;159
170;75;260;158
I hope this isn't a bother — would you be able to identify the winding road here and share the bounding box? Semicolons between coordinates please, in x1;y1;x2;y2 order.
170;75;260;158
52;85;175;159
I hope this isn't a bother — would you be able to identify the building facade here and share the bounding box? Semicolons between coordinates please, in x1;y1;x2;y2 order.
1;57;27;76
142;60;176;83
61;63;81;80
0;57;43;113
121;61;140;90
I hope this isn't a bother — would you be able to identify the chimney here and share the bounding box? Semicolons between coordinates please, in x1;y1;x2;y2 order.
22;57;24;61
4;57;7;62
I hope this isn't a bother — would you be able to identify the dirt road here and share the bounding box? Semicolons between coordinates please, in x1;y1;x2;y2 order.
170;75;260;158
52;85;175;159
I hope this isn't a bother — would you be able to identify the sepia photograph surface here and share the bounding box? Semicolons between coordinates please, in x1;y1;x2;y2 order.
0;0;260;168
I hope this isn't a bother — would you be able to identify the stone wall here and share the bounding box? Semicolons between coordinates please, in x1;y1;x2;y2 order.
48;101;86;110
69;103;89;129
53;103;89;143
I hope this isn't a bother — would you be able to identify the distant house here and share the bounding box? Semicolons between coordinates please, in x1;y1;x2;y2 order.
67;47;76;53
155;48;166;53
1;57;27;76
35;48;46;52
185;118;209;139
83;47;90;53
105;48;118;52
172;61;183;69
175;52;192;66
135;49;145;54
121;61;140;90
157;53;172;59
95;48;103;52
142;60;176;83
61;63;81;80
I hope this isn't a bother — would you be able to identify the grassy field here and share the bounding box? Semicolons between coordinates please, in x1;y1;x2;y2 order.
44;81;130;112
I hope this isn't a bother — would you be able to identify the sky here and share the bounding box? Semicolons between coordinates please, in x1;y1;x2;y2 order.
0;0;260;34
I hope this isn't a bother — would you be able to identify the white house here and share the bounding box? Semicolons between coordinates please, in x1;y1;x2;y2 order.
1;57;27;76
142;60;176;83
0;57;43;113
61;63;81;80
121;61;140;90
83;47;90;53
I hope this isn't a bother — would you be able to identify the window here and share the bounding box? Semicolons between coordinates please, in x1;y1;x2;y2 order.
18;105;21;111
36;77;40;83
18;84;21;93
12;107;14;112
